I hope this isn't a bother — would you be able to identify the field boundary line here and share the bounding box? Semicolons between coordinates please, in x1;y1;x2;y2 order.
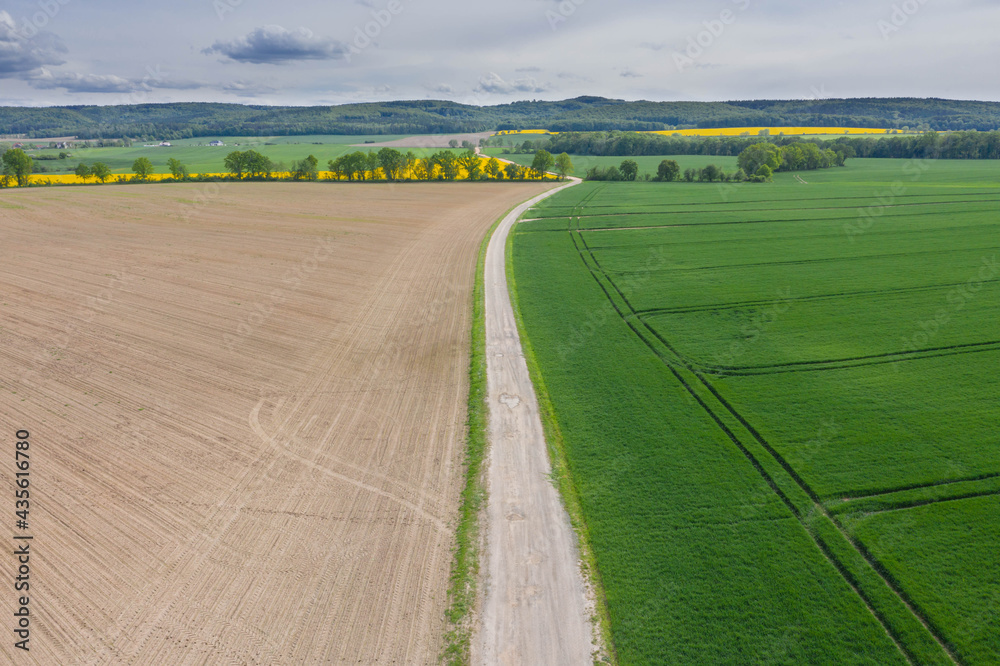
441;200;511;665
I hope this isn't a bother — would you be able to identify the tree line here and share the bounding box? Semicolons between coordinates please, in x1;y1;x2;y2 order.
1;146;571;187
501;129;1000;161
584;142;844;184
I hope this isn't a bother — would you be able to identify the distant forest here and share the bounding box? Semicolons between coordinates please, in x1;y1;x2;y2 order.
1;97;999;140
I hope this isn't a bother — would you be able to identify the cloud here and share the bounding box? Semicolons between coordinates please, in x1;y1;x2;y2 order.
475;72;549;95
619;68;642;78
27;67;206;94
0;11;67;77
428;83;455;94
221;80;278;96
204;26;350;64
29;68;136;93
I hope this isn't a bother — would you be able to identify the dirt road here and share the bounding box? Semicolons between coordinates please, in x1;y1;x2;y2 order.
477;177;595;664
0;181;551;664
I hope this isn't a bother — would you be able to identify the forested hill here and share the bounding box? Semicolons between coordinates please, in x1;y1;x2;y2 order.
1;97;998;140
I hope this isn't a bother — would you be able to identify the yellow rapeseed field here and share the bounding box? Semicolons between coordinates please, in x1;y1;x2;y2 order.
496;127;905;137
651;127;897;137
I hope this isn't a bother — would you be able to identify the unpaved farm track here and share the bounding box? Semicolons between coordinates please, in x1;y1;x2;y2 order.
0;181;551;664
477;178;595;665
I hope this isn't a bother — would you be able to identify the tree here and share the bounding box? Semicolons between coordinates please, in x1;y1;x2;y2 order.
245;150;274;179
404;151;418;179
485;157;502;180
2;148;33;187
554;152;574;179
737;143;781;175
619;159;639;181
377;147;405;181
337;152;366;181
225;150;251;179
74;162;92;182
292;154;320;181
504;161;521;180
457;149;482;180
132;157;154;180
166;157;189;180
656;159;680;182
755;164;773;181
328;156;346;180
91;162;111;183
434;151;459;180
448;139;459;148
364;152;380;180
413;157;434;180
683;168;696;182
700;164;722;182
531;150;555;179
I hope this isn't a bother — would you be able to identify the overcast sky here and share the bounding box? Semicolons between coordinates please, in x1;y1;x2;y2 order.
0;0;997;107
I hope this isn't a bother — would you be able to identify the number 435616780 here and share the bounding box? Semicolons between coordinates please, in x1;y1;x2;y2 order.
15;431;29;530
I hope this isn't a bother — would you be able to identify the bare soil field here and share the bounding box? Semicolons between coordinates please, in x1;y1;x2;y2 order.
0;181;550;664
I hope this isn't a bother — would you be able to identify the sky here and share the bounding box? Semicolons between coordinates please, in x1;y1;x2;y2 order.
0;0;997;108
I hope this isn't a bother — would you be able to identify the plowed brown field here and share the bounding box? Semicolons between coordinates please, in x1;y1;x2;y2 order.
0;181;551;664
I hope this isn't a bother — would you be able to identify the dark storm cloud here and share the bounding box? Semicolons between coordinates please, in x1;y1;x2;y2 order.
204;26;350;64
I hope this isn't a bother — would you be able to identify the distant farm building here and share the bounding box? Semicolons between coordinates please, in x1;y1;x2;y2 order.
209;140;225;147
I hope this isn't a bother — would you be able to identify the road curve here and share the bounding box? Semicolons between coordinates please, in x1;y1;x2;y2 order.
477;176;594;665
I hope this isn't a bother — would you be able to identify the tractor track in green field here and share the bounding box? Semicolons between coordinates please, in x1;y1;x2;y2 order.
560;198;1000;221
604;243;1000;274
635;277;1000;316
537;191;1000;215
562;199;961;665
679;339;1000;377
844;471;1000;500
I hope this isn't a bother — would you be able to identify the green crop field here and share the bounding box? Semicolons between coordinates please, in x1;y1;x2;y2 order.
16;135;450;175
509;159;1000;664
